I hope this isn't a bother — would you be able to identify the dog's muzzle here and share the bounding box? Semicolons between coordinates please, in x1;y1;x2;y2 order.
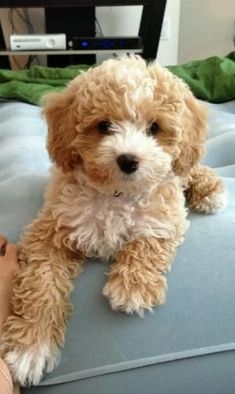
116;154;139;174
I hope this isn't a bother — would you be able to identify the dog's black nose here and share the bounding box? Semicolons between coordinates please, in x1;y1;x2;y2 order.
117;154;139;174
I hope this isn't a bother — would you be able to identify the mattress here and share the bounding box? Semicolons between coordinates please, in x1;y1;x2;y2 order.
0;100;234;394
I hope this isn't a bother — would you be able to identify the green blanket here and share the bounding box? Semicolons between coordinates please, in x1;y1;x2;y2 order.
0;53;234;105
167;52;235;104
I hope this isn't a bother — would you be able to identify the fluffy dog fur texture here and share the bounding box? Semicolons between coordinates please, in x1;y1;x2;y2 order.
1;56;227;386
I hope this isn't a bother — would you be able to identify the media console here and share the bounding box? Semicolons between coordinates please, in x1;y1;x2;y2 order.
0;1;167;66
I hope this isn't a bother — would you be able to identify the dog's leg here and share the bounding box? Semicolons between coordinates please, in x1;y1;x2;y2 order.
185;164;228;214
0;215;84;387
103;236;178;316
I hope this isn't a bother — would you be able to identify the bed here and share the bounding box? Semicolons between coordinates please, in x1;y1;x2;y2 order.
0;57;235;393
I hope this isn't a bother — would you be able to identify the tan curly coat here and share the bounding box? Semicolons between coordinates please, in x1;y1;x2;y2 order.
1;56;227;386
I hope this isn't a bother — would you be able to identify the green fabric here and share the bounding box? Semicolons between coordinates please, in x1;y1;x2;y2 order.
0;53;234;105
0;64;89;105
168;52;235;103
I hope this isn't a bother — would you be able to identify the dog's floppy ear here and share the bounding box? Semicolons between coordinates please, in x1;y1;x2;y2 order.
148;62;207;178
42;87;81;173
173;94;207;177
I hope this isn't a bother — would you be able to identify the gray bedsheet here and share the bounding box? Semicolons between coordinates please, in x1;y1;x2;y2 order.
0;100;234;394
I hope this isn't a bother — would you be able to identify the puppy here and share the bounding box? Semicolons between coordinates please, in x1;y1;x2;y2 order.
1;56;227;386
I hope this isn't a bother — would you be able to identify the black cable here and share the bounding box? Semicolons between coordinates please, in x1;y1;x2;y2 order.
22;9;34;34
8;8;39;69
13;55;23;69
95;17;104;37
8;9;23;69
22;9;40;67
8;9;19;34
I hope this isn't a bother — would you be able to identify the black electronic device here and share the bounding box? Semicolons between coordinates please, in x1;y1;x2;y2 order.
68;36;143;51
46;6;95;67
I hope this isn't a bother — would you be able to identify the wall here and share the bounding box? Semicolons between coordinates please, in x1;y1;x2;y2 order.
0;8;46;69
0;8;28;69
157;0;181;65
179;0;235;63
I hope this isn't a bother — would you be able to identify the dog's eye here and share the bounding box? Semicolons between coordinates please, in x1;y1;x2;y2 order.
97;121;112;135
148;122;159;136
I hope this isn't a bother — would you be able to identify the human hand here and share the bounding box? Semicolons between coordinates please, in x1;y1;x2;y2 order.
0;235;18;331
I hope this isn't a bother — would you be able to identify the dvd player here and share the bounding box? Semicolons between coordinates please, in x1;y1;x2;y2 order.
68;37;142;51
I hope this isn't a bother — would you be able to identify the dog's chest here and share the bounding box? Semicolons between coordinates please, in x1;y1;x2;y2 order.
66;191;138;258
53;183;173;260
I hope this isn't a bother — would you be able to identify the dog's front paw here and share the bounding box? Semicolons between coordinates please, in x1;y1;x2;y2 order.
1;317;60;386
192;188;228;214
103;274;167;317
187;165;228;214
4;342;59;386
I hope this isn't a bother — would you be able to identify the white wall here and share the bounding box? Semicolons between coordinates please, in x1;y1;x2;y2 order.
179;0;235;63
157;0;181;66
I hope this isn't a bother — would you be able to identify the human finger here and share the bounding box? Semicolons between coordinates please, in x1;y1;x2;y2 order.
0;235;7;256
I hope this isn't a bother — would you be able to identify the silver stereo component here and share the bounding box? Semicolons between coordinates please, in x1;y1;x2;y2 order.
10;34;66;51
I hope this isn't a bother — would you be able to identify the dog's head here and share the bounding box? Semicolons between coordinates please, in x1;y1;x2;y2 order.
43;56;207;195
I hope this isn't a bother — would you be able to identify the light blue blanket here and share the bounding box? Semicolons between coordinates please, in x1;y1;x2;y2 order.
0;101;235;394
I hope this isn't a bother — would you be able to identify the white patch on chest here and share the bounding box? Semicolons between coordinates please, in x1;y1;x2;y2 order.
51;176;174;260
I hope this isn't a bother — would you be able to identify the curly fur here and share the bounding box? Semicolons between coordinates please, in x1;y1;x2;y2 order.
0;56;227;386
185;164;228;213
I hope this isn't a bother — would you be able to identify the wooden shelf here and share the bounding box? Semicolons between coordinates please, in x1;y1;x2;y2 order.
0;1;167;60
0;49;142;56
0;0;150;7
